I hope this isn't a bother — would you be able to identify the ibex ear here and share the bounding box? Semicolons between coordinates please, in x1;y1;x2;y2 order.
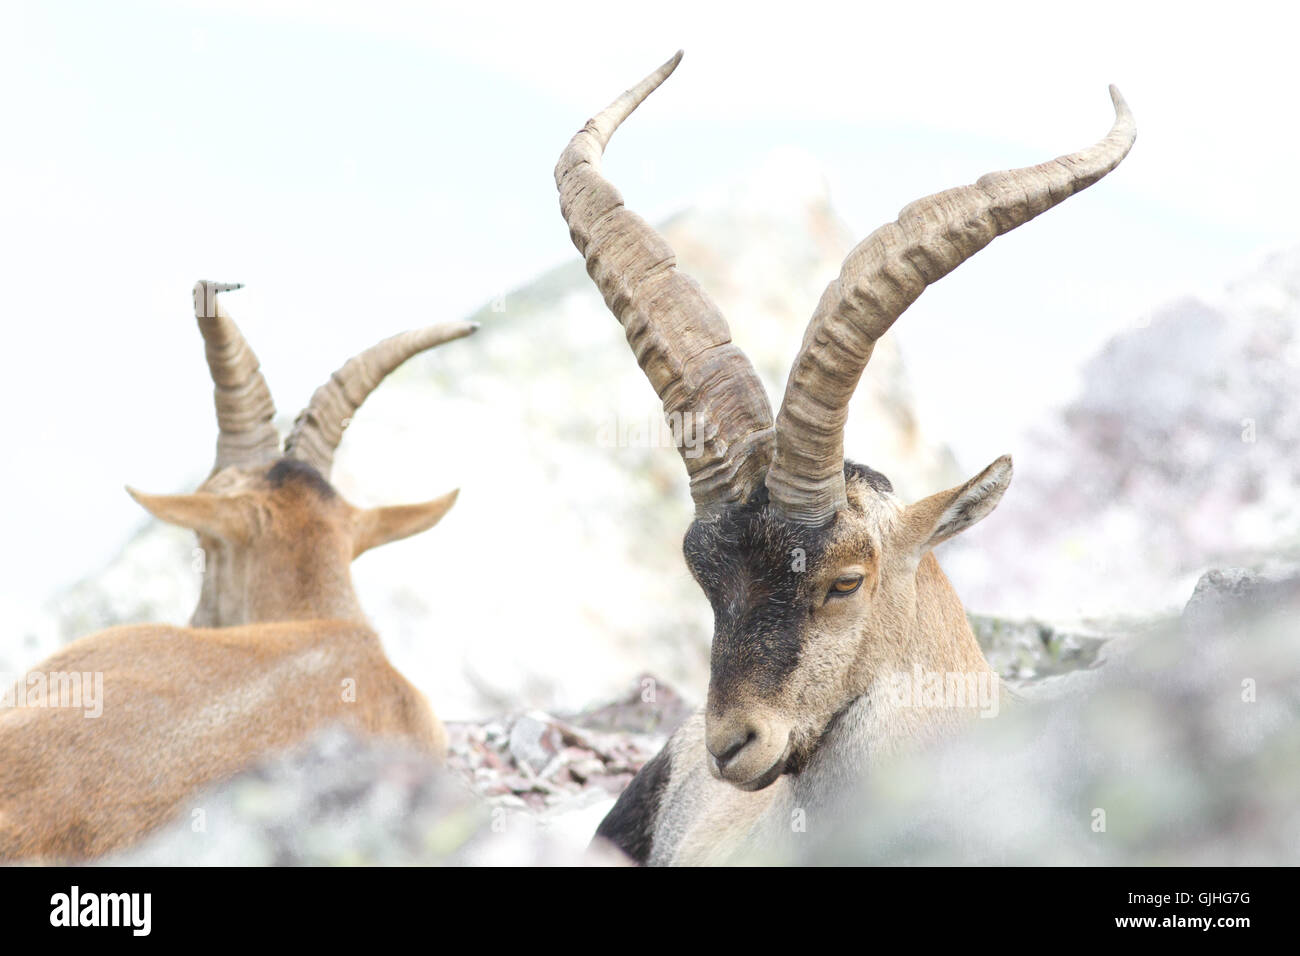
900;456;1013;557
352;489;459;559
126;487;254;542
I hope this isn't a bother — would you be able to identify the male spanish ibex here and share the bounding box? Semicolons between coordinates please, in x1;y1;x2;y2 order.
0;281;475;862
556;53;1135;864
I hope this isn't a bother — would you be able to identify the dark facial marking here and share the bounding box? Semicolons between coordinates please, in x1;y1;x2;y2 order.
685;500;833;709
844;460;892;495
683;462;890;713
265;458;338;500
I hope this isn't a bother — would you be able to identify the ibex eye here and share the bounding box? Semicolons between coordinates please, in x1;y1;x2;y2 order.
829;576;863;597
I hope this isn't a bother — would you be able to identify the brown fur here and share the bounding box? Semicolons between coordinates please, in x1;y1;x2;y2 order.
130;461;458;629
694;461;1008;791
1;460;457;862
0;619;442;861
0;286;470;863
599;458;1013;864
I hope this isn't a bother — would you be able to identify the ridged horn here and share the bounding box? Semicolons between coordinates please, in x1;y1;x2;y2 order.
555;51;775;515
192;280;282;474
284;321;479;477
766;86;1137;524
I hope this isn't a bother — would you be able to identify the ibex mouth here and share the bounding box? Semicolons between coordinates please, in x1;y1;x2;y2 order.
723;735;794;793
733;757;788;792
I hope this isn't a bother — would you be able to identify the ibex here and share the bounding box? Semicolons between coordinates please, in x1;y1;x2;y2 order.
556;53;1135;864
0;282;475;862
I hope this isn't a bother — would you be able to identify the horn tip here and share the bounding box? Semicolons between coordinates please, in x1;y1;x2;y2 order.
444;320;479;341
192;280;244;291
636;50;684;103
1107;84;1133;121
656;50;684;84
192;280;245;315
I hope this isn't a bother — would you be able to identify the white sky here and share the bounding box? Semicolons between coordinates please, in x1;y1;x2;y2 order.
1;0;1297;601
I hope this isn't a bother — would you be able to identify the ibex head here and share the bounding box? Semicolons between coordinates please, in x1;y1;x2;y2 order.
557;53;1134;791
128;281;475;628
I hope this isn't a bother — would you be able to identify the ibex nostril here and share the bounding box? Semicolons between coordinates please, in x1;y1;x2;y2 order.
711;730;757;768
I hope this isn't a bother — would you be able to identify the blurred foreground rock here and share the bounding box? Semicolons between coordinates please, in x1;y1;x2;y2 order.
104;568;1299;866
1181;564;1300;632
109;677;692;866
113;728;485;866
780;566;1300;865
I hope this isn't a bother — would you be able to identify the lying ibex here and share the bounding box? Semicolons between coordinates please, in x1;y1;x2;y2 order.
556;53;1135;864
0;282;475;862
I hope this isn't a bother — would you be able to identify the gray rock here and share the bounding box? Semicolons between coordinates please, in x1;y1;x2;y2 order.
782;571;1300;865
108;726;617;866
968;613;1109;682
1182;566;1300;632
507;713;562;775
447;676;688;819
110;727;484;866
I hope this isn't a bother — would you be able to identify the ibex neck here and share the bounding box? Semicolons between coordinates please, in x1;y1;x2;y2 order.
189;544;366;628
861;552;992;686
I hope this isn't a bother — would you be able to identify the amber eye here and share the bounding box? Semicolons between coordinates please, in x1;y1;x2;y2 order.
829;575;864;597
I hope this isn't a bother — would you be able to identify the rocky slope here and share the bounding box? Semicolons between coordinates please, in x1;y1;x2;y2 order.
945;244;1300;618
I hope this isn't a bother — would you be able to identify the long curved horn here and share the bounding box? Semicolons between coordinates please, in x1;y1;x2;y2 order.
284;321;478;477
192;280;282;474
555;52;775;515
766;86;1137;524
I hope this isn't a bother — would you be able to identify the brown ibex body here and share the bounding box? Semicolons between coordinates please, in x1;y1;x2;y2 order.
556;54;1135;864
0;282;474;862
